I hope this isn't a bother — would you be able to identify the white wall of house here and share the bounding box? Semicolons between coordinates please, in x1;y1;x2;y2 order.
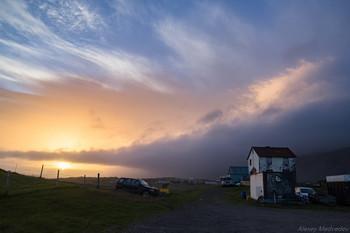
248;149;260;173
250;173;264;200
259;157;295;172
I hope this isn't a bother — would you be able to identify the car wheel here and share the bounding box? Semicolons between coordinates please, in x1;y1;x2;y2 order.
142;191;150;197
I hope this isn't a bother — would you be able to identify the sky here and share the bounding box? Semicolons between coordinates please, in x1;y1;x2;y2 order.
1;0;350;179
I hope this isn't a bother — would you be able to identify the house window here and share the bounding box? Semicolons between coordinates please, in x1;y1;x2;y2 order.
266;157;272;165
283;158;289;166
249;159;252;166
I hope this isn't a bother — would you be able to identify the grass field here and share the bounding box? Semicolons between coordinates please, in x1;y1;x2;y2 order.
2;170;349;232
0;169;209;233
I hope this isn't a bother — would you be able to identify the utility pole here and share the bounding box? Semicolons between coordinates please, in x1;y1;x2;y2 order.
97;173;100;189
40;164;44;178
5;171;11;195
56;170;60;187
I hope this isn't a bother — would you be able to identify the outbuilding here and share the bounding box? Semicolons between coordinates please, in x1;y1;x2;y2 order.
326;174;350;205
227;166;249;184
247;146;297;200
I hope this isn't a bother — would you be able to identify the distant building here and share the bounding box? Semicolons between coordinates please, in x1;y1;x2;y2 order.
247;146;297;200
227;166;249;184
326;174;350;204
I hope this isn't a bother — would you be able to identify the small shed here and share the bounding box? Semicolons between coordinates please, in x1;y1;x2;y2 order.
326;174;350;205
227;166;249;184
247;146;297;200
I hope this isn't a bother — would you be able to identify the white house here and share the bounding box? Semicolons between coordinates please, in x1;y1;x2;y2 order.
247;146;296;200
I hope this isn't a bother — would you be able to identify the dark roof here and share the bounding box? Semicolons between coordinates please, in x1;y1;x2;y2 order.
247;146;296;159
228;166;249;175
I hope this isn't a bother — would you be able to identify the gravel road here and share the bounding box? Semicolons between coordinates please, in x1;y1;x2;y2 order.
122;187;350;233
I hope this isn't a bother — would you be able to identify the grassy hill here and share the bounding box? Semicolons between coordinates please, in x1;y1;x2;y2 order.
296;147;350;182
0;169;205;233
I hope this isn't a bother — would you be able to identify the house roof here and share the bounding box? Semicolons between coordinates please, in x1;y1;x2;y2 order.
247;146;296;160
228;166;249;175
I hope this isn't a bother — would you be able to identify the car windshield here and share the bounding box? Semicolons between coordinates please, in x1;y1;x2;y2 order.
300;188;315;194
140;180;149;187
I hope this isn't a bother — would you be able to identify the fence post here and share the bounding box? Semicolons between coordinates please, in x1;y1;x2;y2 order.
5;171;11;196
97;173;100;189
40;164;44;178
83;175;86;186
56;170;60;187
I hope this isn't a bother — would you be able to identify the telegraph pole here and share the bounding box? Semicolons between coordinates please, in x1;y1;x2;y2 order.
40;164;44;178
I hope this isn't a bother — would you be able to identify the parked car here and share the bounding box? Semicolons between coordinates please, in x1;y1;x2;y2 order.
295;187;316;202
115;177;159;197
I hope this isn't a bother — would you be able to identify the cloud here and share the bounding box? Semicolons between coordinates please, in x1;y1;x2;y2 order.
153;7;256;89
1;93;348;179
1;57;349;178
153;0;350;92
1;56;346;151
42;0;105;32
89;110;106;129
0;55;58;82
0;0;169;93
0;0;51;39
243;59;332;117
198;110;223;124
0;78;228;151
2;0;350;94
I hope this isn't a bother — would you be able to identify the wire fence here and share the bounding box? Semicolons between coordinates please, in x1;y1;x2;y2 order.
0;160;116;196
0;160;42;177
0;160;104;179
0;160;216;196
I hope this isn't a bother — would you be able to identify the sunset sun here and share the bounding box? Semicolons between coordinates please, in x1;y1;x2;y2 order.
57;162;71;170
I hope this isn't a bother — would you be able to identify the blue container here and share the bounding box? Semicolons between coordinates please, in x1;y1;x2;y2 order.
241;192;247;200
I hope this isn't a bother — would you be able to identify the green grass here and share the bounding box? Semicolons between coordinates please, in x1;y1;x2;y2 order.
0;170;209;233
163;184;213;207
221;185;350;212
221;186;252;205
61;176;117;187
1;171;75;196
2;169;349;232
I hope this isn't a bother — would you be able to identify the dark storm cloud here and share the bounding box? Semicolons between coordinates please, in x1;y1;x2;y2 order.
113;95;350;178
1;94;349;178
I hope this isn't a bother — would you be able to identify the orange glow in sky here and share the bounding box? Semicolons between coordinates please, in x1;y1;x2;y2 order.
56;162;71;170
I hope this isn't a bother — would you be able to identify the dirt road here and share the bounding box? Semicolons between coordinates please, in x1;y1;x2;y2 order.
123;188;350;233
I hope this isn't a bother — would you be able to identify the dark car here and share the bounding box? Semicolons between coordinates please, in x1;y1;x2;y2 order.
115;177;159;197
